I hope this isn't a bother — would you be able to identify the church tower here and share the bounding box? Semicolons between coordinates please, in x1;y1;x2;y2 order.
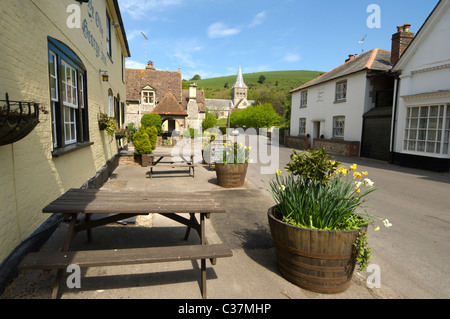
231;65;250;108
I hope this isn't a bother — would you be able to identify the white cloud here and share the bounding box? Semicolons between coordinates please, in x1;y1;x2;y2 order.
169;38;203;69
282;53;301;63
119;0;183;19
249;11;267;27
207;22;241;39
125;59;146;69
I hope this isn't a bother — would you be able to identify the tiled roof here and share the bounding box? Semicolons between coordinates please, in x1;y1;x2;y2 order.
291;49;392;93
126;68;182;103
151;91;187;116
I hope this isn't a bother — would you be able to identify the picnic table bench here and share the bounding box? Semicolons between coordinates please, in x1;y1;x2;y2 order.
148;150;196;178
18;188;232;299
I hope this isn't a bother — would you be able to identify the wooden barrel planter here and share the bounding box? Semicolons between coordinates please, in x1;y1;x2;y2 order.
267;206;365;294
215;163;248;188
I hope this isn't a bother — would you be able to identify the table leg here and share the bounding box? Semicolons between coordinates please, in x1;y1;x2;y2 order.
52;213;78;299
183;213;195;241
84;213;92;243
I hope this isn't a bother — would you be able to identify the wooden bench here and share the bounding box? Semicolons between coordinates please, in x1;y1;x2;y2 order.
148;163;196;178
19;244;232;298
148;151;196;178
18;189;230;299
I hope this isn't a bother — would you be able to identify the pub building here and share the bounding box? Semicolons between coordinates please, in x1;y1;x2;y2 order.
0;0;130;292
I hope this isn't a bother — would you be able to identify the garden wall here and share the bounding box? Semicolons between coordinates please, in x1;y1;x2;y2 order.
312;139;360;157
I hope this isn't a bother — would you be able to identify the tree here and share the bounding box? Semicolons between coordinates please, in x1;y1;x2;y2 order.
258;74;266;84
202;109;218;130
230;103;282;129
190;74;201;81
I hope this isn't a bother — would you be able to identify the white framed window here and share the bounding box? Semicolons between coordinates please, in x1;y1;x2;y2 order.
299;118;306;135
106;11;111;58
404;105;450;155
108;89;114;117
142;90;155;105
61;59;78;145
335;81;347;101
333;116;345;138
300;91;308;107
48;37;89;150
49;50;58;147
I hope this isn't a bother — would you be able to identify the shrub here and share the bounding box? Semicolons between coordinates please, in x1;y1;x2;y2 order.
285;148;340;185
141;114;162;136
145;126;158;151
133;127;152;155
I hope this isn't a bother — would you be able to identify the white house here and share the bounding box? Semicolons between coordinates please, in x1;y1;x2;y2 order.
391;0;450;172
290;49;394;158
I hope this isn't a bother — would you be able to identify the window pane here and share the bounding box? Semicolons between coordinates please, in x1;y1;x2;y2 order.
411;107;419;117
426;142;435;153
418;130;426;140
420;106;429;117
430;105;439;117
417;141;425;152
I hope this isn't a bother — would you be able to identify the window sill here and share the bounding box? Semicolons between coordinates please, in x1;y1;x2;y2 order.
334;99;347;104
52;141;94;158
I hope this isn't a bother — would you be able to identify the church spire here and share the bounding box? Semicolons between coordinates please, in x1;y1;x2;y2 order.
232;65;247;89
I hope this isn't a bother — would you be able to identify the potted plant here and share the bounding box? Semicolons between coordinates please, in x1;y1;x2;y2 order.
267;148;391;294
133;126;157;167
215;141;251;188
115;128;128;140
98;112;116;140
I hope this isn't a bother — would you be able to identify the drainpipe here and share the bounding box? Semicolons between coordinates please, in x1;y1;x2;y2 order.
389;75;400;164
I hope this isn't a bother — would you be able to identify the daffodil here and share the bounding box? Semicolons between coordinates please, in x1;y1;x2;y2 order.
383;219;392;228
354;188;361;194
276;169;282;176
350;164;357;171
374;226;380;231
362;171;368;176
364;178;374;187
353;171;362;179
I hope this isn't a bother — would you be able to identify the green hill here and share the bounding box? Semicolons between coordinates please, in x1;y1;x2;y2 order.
192;70;324;99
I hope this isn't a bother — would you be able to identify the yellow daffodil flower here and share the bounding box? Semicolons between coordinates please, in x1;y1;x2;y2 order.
353;172;362;179
374;226;380;231
362;171;368;176
350;164;357;171
276;169;282;176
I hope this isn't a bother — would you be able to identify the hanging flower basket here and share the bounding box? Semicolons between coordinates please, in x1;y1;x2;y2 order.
0;93;40;146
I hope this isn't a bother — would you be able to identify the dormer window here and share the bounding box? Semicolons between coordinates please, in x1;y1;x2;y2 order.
141;85;155;105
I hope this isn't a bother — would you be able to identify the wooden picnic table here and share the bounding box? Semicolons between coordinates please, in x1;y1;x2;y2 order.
19;188;232;299
148;150;196;178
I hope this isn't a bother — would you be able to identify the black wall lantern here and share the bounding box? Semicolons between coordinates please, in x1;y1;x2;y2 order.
99;69;109;82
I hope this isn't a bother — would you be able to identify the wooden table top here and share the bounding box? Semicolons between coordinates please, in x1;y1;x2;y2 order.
43;189;226;215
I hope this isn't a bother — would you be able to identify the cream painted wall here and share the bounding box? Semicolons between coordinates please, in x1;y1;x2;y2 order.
0;0;128;263
290;71;371;144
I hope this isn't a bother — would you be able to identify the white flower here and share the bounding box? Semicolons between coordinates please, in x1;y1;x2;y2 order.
383;219;392;228
364;178;374;187
354;181;362;188
279;185;286;191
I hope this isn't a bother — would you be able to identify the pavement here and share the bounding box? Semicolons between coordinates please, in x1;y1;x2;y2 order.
0;147;405;300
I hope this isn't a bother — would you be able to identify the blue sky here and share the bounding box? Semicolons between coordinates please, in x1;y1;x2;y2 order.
118;0;439;80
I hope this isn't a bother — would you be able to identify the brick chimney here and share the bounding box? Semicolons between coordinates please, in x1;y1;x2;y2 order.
189;82;197;100
145;61;155;70
391;24;415;65
345;54;356;63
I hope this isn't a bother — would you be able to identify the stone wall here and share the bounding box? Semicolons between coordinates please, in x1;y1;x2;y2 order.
284;135;310;150
312;139;360;157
